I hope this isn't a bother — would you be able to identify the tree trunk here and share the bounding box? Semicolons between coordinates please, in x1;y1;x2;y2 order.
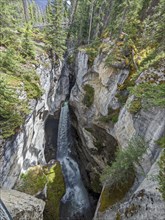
69;0;78;26
88;0;95;44
22;0;29;22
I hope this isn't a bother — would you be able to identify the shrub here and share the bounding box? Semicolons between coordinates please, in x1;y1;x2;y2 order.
100;137;147;188
158;136;165;200
0;77;28;138
83;84;94;107
128;98;142;114
129;83;165;109
99;108;120;124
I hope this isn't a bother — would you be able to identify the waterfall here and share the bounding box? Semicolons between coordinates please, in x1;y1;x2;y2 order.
57;102;91;220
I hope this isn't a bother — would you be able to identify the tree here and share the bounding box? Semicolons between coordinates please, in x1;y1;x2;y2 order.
101;137;147;188
21;24;35;58
22;0;29;22
45;0;67;59
158;136;165;200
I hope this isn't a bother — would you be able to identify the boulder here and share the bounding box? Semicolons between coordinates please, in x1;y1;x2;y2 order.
0;189;45;220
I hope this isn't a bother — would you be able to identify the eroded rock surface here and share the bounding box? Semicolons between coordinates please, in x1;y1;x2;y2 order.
0;189;45;220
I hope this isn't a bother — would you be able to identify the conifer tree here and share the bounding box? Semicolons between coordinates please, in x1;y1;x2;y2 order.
46;0;67;59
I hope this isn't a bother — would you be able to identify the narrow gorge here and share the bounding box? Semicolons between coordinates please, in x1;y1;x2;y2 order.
0;0;165;220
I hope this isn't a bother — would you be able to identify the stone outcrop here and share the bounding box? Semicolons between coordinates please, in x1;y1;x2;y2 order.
0;189;45;220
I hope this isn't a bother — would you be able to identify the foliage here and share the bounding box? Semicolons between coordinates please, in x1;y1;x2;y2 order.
0;77;28;138
129;83;165;109
83;84;95;107
99;108;120;124
21;24;35;59
100;137;147;188
18;163;65;220
45;0;67;59
158;136;165;200
0;1;44;138
128;98;142;114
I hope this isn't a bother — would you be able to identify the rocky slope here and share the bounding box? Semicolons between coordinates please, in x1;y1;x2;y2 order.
70;50;165;219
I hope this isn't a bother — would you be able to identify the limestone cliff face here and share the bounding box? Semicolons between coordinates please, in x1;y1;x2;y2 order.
70;51;165;218
0;54;62;189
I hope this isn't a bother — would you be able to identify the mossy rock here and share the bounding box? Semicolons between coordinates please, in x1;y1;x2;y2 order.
99;174;134;212
44;163;65;220
17;162;65;220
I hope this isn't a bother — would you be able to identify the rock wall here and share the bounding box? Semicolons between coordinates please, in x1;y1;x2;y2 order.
69;50;165;218
0;54;62;188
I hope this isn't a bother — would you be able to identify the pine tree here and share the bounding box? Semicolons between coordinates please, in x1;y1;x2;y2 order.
22;0;29;22
21;24;35;59
46;0;67;59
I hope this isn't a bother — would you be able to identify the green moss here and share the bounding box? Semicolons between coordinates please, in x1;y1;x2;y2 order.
99;175;134;212
83;84;95;107
44;163;65;220
19;166;47;194
17;163;65;220
99;108;120;124
128;98;142;114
